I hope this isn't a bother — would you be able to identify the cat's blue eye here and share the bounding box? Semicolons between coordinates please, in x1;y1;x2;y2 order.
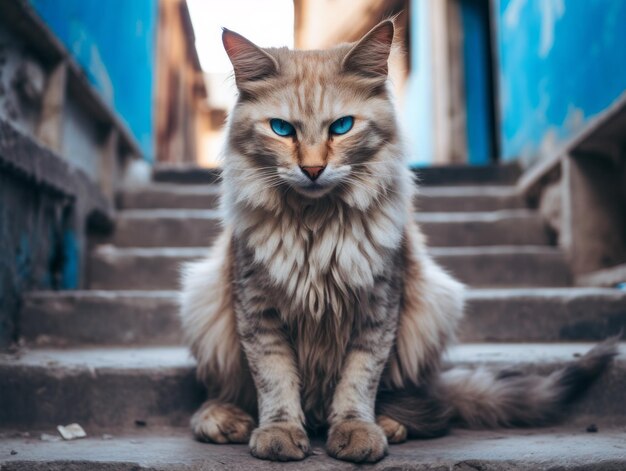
329;116;354;136
270;119;296;137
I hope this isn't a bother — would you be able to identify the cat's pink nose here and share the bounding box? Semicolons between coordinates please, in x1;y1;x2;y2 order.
300;165;325;181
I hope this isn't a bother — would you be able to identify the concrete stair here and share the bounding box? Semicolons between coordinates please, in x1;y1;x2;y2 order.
19;288;626;346
107;209;550;248
3;428;626;471
2;344;625;431
3;164;626;470
117;183;525;212
87;245;571;289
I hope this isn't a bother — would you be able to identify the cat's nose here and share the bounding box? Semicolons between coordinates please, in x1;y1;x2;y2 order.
300;165;326;181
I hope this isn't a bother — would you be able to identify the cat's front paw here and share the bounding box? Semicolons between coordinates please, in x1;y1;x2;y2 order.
191;401;255;444
249;422;311;461
326;419;388;463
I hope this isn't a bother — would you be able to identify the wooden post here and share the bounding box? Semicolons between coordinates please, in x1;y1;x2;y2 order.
100;127;120;201
36;61;67;152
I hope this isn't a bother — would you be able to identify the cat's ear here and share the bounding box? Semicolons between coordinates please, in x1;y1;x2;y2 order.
342;20;394;79
222;28;279;87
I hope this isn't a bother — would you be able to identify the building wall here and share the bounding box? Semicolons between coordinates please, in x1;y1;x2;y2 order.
0;171;70;347
154;0;210;165
496;0;626;163
29;0;158;161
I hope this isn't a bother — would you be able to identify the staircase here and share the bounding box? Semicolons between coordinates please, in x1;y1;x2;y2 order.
2;165;625;470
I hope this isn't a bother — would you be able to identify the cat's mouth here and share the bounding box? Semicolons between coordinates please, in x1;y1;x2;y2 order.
294;181;335;198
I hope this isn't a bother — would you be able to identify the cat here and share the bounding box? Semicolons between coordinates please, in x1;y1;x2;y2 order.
179;20;617;463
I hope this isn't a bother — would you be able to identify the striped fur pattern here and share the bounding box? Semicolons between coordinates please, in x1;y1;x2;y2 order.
179;20;617;463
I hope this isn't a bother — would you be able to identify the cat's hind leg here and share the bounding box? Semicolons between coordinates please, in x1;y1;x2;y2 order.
191;400;256;444
376;415;407;444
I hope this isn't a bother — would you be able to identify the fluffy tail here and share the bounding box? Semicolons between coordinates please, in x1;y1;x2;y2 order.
377;339;619;436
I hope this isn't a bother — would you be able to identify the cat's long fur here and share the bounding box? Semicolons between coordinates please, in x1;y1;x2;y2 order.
180;21;617;463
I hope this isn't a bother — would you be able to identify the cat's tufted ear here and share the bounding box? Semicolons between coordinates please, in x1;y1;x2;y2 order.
342;20;394;79
222;28;279;87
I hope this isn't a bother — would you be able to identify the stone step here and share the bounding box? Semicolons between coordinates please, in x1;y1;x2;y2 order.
418;185;525;212
414;163;522;186
2;427;625;470
87;246;571;290
117;184;221;210
117;184;525;213
1;344;623;431
429;246;571;288
19;288;626;347
106;210;549;248
152;163;521;186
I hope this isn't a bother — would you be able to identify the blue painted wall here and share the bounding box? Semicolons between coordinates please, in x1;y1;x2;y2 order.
460;0;493;165
496;0;626;162
30;0;158;161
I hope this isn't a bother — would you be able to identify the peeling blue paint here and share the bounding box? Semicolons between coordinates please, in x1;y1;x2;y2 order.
30;0;158;161
496;0;626;162
61;229;80;289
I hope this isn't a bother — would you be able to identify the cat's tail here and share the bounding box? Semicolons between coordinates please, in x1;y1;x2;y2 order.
377;339;619;437
438;339;619;428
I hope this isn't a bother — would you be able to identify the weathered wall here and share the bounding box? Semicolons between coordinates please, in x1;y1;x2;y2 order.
0;169;76;347
29;0;158;161
496;0;626;163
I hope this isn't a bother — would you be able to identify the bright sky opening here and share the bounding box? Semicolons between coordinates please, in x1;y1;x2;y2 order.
187;0;295;73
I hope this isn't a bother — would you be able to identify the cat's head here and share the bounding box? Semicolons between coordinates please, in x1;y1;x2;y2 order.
222;20;402;206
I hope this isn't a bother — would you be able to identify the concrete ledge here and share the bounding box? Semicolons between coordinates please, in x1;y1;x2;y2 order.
117;184;221;210
577;263;626;288
430;246;571;287
0;118;112;223
87;246;571;290
1;427;626;470
152;165;221;184
414;163;521;186
0;343;623;430
104;209;549;248
19;288;626;346
118;183;525;213
151;164;522;186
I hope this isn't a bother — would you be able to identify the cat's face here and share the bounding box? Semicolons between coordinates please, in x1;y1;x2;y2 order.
223;21;398;201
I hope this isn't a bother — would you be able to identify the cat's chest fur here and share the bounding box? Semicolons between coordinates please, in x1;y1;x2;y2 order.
232;196;406;320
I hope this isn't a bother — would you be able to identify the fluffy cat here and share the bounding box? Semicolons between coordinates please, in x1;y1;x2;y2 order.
180;20;617;463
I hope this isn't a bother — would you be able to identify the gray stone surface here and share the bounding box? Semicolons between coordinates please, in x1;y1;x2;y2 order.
117;184;221;210
19;288;626;346
0;344;624;430
416;210;550;247
88;246;571;290
117;183;525;213
1;427;626;470
106;209;549;248
152;164;221;184
461;287;626;341
414;164;522;186
417;185;525;212
151;163;523;187
577;263;626;288
20;291;180;346
430;246;571;287
107;209;222;248
87;247;205;290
